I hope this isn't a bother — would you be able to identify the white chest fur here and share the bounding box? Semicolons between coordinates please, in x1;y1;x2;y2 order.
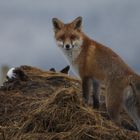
60;47;81;78
56;39;83;78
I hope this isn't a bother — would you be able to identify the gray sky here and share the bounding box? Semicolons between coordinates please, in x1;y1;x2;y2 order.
0;0;140;74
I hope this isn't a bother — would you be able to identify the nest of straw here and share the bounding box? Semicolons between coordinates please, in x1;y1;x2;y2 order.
0;66;140;140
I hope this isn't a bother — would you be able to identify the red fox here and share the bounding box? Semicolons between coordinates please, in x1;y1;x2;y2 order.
52;17;140;131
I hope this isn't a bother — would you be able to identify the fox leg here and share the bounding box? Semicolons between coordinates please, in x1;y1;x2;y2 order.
82;77;91;104
106;85;123;126
124;85;140;131
92;79;100;109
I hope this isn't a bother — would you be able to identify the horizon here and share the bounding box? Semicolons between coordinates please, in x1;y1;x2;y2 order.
0;0;140;77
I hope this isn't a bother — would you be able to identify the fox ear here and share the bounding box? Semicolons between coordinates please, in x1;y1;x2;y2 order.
52;18;64;32
60;65;70;74
72;17;82;30
49;68;56;72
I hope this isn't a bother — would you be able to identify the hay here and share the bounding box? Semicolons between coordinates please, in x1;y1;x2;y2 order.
16;88;140;140
0;65;140;140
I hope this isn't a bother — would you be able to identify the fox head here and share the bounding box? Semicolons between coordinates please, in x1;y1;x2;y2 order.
52;17;83;52
52;17;84;77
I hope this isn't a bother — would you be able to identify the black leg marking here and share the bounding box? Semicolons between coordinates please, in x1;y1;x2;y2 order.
92;79;100;109
82;77;91;104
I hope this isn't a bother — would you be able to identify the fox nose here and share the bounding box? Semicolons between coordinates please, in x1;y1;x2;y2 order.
65;44;70;49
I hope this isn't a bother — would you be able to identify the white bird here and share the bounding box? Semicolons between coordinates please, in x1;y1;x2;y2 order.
7;68;16;79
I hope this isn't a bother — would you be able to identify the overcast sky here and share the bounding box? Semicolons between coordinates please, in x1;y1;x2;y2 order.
0;0;140;74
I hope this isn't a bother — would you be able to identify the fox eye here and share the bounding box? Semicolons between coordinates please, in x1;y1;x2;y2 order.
59;35;65;40
70;35;77;40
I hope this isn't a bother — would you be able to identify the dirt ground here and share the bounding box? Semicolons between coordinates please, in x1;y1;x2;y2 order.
0;65;140;140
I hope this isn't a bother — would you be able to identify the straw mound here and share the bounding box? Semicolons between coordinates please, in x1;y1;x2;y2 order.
0;65;140;140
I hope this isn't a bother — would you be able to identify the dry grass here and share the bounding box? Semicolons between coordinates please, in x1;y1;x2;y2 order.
0;65;140;140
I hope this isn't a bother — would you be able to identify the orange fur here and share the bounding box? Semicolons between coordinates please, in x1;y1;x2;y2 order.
52;17;140;131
